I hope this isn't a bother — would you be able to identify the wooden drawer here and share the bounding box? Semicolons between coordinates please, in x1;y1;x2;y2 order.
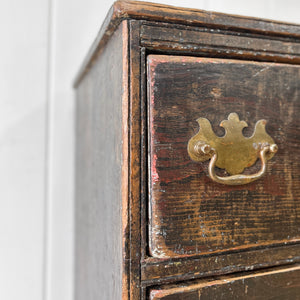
149;265;300;299
75;1;300;298
148;55;300;258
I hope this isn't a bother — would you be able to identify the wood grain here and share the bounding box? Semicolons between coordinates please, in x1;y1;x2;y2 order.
141;243;300;285
75;21;128;300
149;265;300;299
74;0;300;86
128;20;143;300
148;55;300;258
74;3;300;298
141;23;300;64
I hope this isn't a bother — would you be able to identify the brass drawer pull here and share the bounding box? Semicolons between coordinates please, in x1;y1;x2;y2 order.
188;113;278;185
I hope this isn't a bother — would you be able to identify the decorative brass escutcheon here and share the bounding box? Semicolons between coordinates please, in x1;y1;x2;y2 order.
188;113;278;185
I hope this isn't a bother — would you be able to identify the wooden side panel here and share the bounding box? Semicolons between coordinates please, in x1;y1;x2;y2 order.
75;21;128;300
149;265;300;299
148;55;300;258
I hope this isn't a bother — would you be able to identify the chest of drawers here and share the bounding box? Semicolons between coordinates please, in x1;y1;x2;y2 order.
74;1;300;299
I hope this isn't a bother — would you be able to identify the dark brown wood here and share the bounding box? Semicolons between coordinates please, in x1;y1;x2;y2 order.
149;265;300;299
140;45;149;300
75;21;129;300
113;0;300;38
74;2;300;299
148;54;300;258
122;20;130;300
74;0;300;87
141;243;300;285
141;22;300;64
128;20;143;300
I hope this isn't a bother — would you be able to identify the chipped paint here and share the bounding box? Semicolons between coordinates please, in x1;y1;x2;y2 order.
147;54;300;259
151;153;159;183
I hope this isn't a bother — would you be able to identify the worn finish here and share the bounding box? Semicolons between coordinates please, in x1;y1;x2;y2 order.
74;1;300;299
141;243;300;285
149;265;300;299
128;20;143;300
75;22;128;300
74;1;300;86
148;55;300;258
141;23;300;65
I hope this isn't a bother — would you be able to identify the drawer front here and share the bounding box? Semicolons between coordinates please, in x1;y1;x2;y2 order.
148;55;300;258
149;265;300;299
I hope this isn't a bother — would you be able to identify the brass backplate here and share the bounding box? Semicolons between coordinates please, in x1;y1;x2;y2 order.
188;113;276;175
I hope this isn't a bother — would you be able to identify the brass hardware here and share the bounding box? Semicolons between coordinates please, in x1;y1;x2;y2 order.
188;113;278;185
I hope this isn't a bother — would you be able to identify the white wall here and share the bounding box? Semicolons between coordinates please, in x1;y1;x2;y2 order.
0;0;49;299
1;1;299;299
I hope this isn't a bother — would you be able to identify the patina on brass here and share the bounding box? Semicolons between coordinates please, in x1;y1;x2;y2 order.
188;113;278;185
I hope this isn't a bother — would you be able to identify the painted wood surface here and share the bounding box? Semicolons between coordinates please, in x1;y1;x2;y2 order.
149;265;300;299
148;55;300;258
74;0;300;87
141;23;300;64
2;0;300;299
75;21;128;300
73;1;300;299
141;243;300;285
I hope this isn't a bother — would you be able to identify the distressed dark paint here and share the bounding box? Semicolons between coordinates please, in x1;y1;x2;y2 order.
149;265;300;299
141;243;300;284
74;1;300;299
148;55;300;258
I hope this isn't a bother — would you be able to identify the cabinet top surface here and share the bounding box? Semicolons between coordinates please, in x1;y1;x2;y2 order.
111;0;300;30
74;0;300;87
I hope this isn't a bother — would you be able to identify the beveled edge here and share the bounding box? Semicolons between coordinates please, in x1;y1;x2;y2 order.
148;264;300;299
73;0;300;88
142;242;300;285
